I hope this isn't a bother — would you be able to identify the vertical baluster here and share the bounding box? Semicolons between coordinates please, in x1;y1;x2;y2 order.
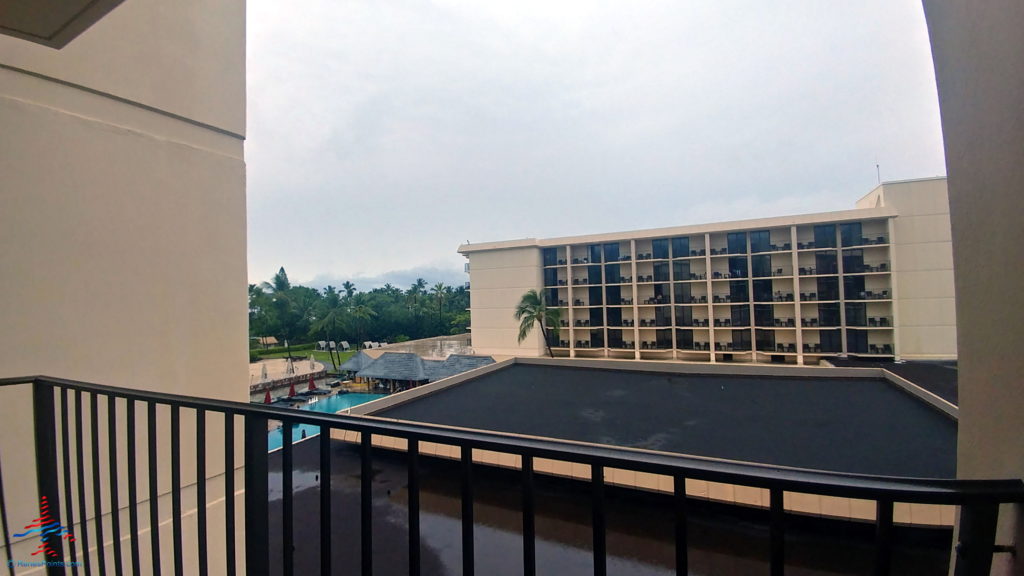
461;447;475;576
59;387;80;576
243;414;269;576
591;464;606;576
282;422;294;576
770;488;785;576
319;425;332;576
196;408;208;576
107;396;123;576
33;382;63;576
521;455;536;576
147;402;161;576
872;500;893;576
126;399;141;575
77;390;94;576
224;413;236;576
170;405;182;576
361;433;373;576
90;393;107;576
673;474;688;576
407;439;420;576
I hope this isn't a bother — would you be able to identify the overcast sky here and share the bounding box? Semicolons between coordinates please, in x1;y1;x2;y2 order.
246;1;945;290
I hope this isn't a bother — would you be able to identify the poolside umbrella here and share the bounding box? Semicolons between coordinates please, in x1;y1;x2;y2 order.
309;354;316;370
260;363;268;382
263;390;272;404
308;376;316;391
288;382;297;397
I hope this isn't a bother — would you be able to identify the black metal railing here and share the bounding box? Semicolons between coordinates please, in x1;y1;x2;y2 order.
2;375;1023;576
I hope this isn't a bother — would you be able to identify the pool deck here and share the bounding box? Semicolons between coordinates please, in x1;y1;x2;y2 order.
373;363;957;478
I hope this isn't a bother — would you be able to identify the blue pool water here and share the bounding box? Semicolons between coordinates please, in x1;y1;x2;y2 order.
267;393;386;451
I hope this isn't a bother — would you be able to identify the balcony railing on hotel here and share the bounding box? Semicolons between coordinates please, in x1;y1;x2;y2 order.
2;375;1022;576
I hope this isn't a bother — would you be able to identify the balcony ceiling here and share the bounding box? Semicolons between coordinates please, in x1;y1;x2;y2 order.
0;0;123;48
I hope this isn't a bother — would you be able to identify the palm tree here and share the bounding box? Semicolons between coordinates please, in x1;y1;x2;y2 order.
348;304;377;347
431;282;447;326
342;281;356;301
514;289;561;358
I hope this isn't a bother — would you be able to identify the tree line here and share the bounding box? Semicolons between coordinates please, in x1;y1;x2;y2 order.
249;267;469;357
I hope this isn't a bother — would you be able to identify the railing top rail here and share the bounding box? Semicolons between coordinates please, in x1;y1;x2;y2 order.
4;375;1023;505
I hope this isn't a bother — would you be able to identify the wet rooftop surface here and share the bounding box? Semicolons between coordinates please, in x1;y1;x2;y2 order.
270;437;952;576
826;358;958;405
375;364;957;478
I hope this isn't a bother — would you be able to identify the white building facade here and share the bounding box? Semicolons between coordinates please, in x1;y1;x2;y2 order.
460;178;955;364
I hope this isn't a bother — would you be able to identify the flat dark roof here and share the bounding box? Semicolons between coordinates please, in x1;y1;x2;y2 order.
376;364;956;478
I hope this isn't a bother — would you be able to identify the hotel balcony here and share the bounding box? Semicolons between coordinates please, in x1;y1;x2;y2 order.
3;375;1022;576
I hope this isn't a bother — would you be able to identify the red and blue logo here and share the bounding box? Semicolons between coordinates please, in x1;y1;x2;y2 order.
12;496;76;557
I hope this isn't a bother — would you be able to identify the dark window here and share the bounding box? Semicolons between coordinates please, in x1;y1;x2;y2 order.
588;265;602;284
731;305;750;327
589;244;603;264
675;306;693;326
816;251;838;274
655;306;672;327
755;304;774;327
751;254;772;277
845;303;867;326
733;330;751;351
546;288;559;306
842;249;865;274
844;275;866;300
729;280;749;302
603;243;620;262
606;307;623;327
605;285;621;306
676;329;694;349
604;264;621;284
847;330;868;354
656;328;673;348
753;279;773;302
820;329;843;352
750;230;771;253
543;248;558;267
756;329;775;352
654;283;670;302
673;282;692;304
817;277;840;301
653;262;670;282
652;239;670;260
590;308;604;327
672;260;691;280
543;268;558;287
607;329;623;348
814;224;837;248
728;232;748;254
728;256;748;278
671;237;689;258
590;329;605;348
819;303;841;327
840;222;863;247
589;286;603;306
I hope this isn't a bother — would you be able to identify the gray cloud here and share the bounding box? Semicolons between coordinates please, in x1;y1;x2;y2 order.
247;1;945;284
303;265;467;292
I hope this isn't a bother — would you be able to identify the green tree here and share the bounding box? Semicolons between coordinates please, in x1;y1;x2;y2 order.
514;289;561;357
431;282;447;327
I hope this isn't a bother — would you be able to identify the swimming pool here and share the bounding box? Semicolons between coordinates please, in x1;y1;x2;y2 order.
267;393;386;451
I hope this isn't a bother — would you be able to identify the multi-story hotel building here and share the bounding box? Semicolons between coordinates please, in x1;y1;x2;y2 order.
460;177;955;364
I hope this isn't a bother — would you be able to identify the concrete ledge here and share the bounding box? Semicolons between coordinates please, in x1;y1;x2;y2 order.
517;355;884;379
881;369;958;420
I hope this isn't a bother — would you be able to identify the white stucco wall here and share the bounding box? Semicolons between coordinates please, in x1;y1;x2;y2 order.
0;0;247;572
